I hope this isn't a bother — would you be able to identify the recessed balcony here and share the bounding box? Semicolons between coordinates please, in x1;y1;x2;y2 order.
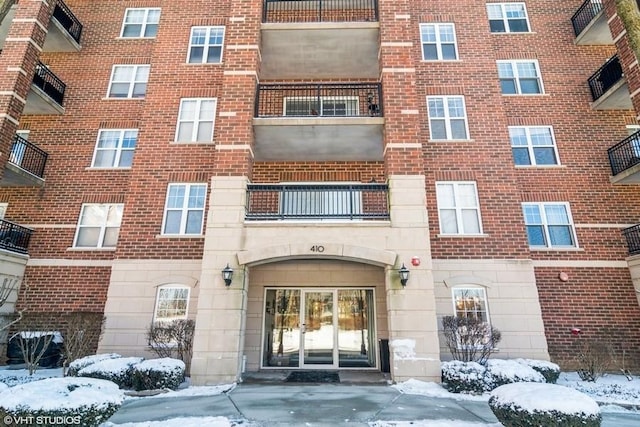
1;134;47;187
253;82;384;161
0;219;32;255
260;0;379;79
622;224;640;256
24;61;66;115
572;0;612;45
588;55;632;110
245;182;390;221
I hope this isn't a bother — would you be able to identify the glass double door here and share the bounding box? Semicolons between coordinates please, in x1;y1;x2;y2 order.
262;288;376;369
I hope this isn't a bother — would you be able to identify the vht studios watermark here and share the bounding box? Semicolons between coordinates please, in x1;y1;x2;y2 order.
3;415;81;426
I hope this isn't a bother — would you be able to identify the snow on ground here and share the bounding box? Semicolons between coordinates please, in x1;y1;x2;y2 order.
370;422;502;427
100;417;235;427
139;383;236;399
0;366;63;386
558;372;640;407
393;378;488;402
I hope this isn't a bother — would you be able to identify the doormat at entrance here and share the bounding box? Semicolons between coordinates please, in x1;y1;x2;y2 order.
285;371;340;383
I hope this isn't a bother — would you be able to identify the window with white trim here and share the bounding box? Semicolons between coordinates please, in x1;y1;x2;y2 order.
154;285;190;321
162;183;207;235
0;203;7;220
9;131;29;168
107;65;150;98
187;26;225;64
91;129;137;168
420;23;458;60
73;204;124;248
427;96;469;140
453;288;489;322
510;126;559;166
120;8;161;38
436;181;483;235
487;3;530;33
283;97;359;117
522;202;577;248
497;60;543;94
175;98;217;142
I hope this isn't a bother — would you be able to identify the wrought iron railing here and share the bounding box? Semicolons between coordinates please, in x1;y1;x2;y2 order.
52;0;83;44
263;0;378;23
8;135;48;179
246;183;389;220
588;55;623;101
255;83;383;117
571;0;604;37
622;224;640;255
0;219;32;255
32;61;66;106
608;130;640;176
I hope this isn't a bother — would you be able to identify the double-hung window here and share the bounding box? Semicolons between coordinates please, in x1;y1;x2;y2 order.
427;96;469;140
487;3;530;33
120;8;161;38
154;285;190;322
73;204;124;248
188;26;225;64
497;60;543;94
420;23;458;60
92;129;137;168
510;126;559;166
522;202;577;248
436;182;483;235
162;183;207;235
107;65;150;98
175;98;217;142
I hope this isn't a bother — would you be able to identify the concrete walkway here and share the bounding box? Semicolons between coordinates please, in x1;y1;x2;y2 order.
105;383;640;426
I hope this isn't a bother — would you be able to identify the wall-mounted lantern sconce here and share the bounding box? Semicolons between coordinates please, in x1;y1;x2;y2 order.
222;264;234;287
398;263;410;287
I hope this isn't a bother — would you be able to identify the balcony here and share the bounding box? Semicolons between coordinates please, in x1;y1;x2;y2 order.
572;0;612;45
260;0;379;79
245;183;389;221
0;219;32;255
24;61;66;115
623;224;640;256
253;82;384;161
1;135;47;187
587;56;632;110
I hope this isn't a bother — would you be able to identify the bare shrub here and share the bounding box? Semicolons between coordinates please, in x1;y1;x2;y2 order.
575;338;613;382
442;315;502;365
60;312;105;376
12;313;62;375
147;320;195;375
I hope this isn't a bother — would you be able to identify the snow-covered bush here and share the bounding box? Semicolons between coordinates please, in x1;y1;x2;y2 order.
77;356;143;389
67;353;122;377
0;377;125;427
132;358;186;391
489;383;601;427
441;360;491;394
0;382;7;393
515;358;561;383
487;359;545;388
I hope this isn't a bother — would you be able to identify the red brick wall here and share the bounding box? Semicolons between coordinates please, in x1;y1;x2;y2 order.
253;161;385;183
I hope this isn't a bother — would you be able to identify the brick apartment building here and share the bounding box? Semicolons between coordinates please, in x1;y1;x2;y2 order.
0;0;639;385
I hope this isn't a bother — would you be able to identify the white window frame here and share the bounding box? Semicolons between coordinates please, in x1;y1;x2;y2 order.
161;183;207;235
427;96;470;140
497;60;544;95
522;202;578;249
486;3;531;33
153;285;190;322
73;203;124;249
91;129;138;168
120;8;161;38
452;287;490;322
9;130;29;167
174;98;217;143
420;23;459;61
283;96;360;117
509;126;560;166
0;203;7;220
107;65;150;98
436;181;483;235
187;26;225;64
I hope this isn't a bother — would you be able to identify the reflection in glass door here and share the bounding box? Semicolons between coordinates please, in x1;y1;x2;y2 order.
337;289;376;368
262;289;301;367
302;291;334;366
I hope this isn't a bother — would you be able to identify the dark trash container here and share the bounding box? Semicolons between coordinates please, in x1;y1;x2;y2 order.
379;338;390;373
7;332;63;368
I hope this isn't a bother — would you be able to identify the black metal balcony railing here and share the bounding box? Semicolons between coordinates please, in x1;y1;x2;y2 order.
255;83;383;118
571;0;604;37
32;61;66;106
52;0;83;44
246;183;390;220
8;135;48;179
622;224;640;255
608;130;640;176
0;219;32;255
263;0;378;23
588;55;623;102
